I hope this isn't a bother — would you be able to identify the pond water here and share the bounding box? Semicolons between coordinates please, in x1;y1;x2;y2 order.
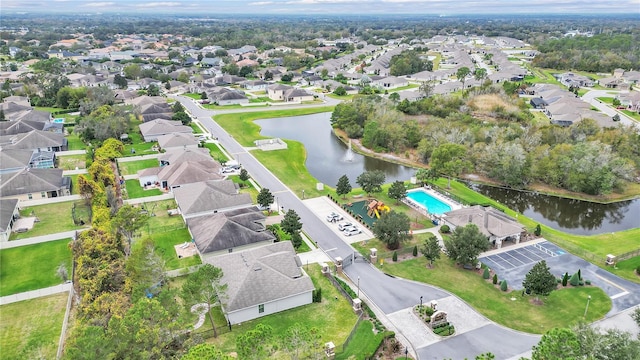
256;112;416;187
469;183;640;235
254;112;639;234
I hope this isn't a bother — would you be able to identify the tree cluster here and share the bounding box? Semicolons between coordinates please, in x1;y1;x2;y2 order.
389;50;433;76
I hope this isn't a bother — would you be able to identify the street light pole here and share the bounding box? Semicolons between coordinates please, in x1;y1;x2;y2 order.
420;296;423;310
302;189;305;200
357;276;360;298
584;295;592;318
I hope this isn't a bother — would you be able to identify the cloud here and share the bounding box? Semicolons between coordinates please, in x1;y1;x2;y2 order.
82;2;115;7
249;1;273;5
134;2;181;8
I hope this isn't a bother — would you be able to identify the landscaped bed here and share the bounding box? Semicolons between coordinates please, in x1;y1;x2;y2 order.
10;201;90;240
0;293;68;360
0;239;72;296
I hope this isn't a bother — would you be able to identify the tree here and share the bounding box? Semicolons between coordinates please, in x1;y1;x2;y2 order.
257;187;274;213
483;267;490;279
562;272;569;287
387;180;407;204
419;81;435;98
333;86;347;96
373;211;411;250
474;67;487;83
356;170;386;196
239;168;249;183
182;264;226;338
281;209;302;236
456;66;471;91
522;260;557;302
126;238;166;301
500;280;508;291
112;205;149;257
281;323;311;360
430;143;471;188
182;344;229;360
147;83;160;96
281;73;293;82
421;234;441;268
632;307;640;328
236;323;275;360
336;174;352;199
443;223;490;267
263;70;273;81
612;98;621;107
535;224;542;236
123;63;142;80
389;92;400;103
290;232;303;250
172;111;192;125
532;328;581;360
572;322;640;360
415;168;438;185
113;74;128;89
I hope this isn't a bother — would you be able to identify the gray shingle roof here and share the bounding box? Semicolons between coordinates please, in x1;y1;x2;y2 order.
0;149;33;171
157;133;199;149
174;180;252;216
139;119;193;138
0;198;19;231
0;168;67;197
158;148;211;165
187;207;275;254
443;205;523;238
0;130;66;151
206;241;314;312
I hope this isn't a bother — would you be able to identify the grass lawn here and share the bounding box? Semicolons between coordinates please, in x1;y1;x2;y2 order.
203;142;230;163
214;106;334;147
207;265;359;355
228;175;259;201
10;201;90;240
0;293;68;359
203;103;246;110
388;83;420;92
189;122;204;134
142;199;185;234
68;174;79;195
335;320;387;360
183;93;202;100
0;239;72;296
124;179;163;199
150;228;201;270
379;256;610;334
607;256;640;283
122;132;157;157
118;158;159;175
327;93;355;101
65;132;86;151
621;110;640;121
531;111;551;126
57;154;86;170
596;97;614;104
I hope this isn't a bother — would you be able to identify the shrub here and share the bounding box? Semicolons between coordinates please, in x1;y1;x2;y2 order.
562;272;569;287
312;287;322;302
440;224;450;233
578;280;584;286
492;274;498;285
578;269;582;280
392;251;398;262
413;245;418;257
556;278;561;284
500;280;508;291
585;279;591;286
636;265;640;275
569;272;580;286
483;267;490;279
534;224;541;236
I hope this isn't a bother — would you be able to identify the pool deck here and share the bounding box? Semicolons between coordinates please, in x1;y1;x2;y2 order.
405;187;463;216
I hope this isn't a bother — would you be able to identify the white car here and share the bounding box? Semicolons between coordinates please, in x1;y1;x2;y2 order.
326;212;343;222
343;227;362;236
338;222;355;231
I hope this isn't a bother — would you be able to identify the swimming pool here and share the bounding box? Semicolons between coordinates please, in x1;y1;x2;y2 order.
406;189;452;215
53;118;65;123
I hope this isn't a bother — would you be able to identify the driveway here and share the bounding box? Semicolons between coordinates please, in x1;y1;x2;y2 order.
581;89;638;129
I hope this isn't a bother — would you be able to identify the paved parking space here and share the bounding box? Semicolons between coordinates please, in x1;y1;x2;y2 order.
302;197;373;243
481;241;564;272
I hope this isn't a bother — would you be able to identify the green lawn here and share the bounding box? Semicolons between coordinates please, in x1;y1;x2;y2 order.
327;93;355;101
189;122;204;134
607;256;640;283
57;154;86;170
122;132;157;157
183;93;202;100
65;132;86;151
142;199;185;234
0;239;72;296
379;257;610;334
596;97;614;104
118;158;159;175
150;228;201;270
10;201;90;240
203;143;230;163
213;106;335;147
0;293;68;359
388;83;420;93
227;175;259;201
68;174;79;195
335;320;387;360
621;110;640;121
124;179;163;199
208;265;359;355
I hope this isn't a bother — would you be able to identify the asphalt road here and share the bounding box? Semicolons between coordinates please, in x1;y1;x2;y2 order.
581;89;639;129
172;95;543;359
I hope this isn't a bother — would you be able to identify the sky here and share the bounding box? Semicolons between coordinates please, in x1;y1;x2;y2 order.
2;0;639;15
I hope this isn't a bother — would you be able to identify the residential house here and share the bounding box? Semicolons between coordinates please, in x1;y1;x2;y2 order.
173;180;253;219
241;80;270;91
139;119;193;142
283;88;314;102
371;76;408;89
156;133;199;151
0;130;67;152
0;168;71;200
0;149;33;174
616;91;640;112
236;59;259;68
206;241;314;325
0;198;20;241
158;148;211;167
137;159;223;190
442;205;525;248
267;84;291;101
599;77;628;89
557;72;594;88
186;207;276;260
206;88;249;106
139;103;173;122
529;98;548;109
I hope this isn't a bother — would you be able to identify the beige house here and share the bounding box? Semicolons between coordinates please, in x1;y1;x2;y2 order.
442;205;525;249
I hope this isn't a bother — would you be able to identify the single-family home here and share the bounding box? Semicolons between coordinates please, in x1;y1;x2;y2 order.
267;84;291;101
442;205;525;249
137;159;223;190
206;241;314;325
283;88;314;103
173;180;253;219
186;207;276;260
139;119;193;142
371;76;409;89
0;168;71;201
0;130;67;153
529;98;548;109
206;88;249;106
0;198;20;241
156;133;199;151
241;80;270;91
158;148;212;167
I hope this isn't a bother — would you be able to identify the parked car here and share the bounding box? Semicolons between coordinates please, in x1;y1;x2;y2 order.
338;222;355;231
343;227;362;236
326;212;343;222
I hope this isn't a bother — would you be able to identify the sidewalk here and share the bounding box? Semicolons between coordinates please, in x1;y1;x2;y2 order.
123;193;174;204
0;283;72;306
1;230;82;249
18;195;81;207
56;150;86;156
116;153;160;162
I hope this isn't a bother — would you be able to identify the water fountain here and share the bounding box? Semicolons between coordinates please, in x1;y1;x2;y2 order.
344;139;354;162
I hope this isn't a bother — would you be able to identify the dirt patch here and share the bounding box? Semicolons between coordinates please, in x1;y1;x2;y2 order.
174;242;197;259
529;298;545;306
468;94;519;113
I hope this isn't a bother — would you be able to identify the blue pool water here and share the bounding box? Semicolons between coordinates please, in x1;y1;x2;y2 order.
53;118;64;123
406;190;452;215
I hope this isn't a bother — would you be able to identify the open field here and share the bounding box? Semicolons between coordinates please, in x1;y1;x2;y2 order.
0;239;72;296
0;293;68;360
11;201;90;240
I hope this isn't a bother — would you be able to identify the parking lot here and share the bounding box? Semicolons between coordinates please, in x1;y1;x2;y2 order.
303;197;373;243
480;241;565;271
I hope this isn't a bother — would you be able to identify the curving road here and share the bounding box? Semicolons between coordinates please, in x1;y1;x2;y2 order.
170;95;541;359
581;89;639;130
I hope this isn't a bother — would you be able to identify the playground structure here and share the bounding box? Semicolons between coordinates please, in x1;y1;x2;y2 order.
365;199;390;219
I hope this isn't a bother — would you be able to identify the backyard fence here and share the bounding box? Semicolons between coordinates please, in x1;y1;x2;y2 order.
616;249;640;262
147;223;186;235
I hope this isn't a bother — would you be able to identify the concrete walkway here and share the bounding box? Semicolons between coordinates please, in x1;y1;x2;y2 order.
123;193;174;204
1;230;81;249
56;150;86;156
62;169;88;175
116;153;160;162
0;283;72;305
